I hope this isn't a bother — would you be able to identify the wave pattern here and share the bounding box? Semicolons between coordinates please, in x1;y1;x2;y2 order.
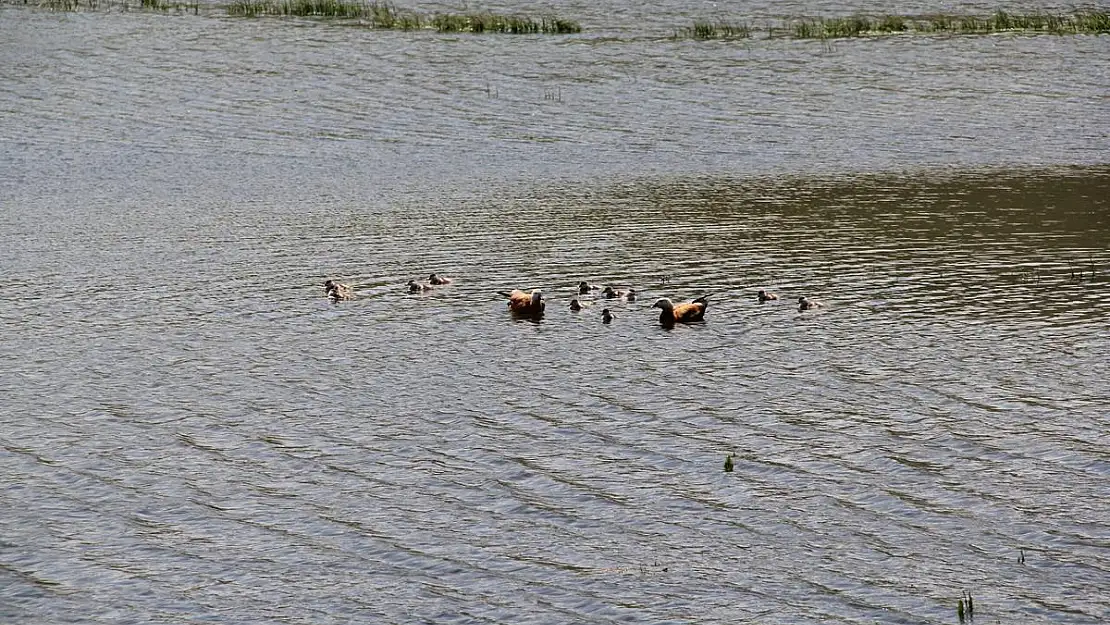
1;5;1108;625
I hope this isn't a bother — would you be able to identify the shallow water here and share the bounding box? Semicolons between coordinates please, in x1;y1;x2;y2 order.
1;3;1108;624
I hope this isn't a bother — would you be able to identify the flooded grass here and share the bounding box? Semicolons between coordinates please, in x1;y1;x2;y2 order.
20;1;1108;39
223;0;580;33
36;0;199;12
785;10;1110;39
677;20;753;40
432;13;580;34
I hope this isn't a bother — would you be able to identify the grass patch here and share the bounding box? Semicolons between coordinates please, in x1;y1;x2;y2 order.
223;0;580;33
786;10;1110;39
678;20;752;40
37;0;198;11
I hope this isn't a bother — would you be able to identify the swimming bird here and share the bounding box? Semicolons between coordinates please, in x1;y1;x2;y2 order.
570;298;587;311
758;289;779;302
408;280;433;293
798;296;823;311
499;289;545;316
324;280;353;301
428;273;453;285
652;295;709;326
602;286;632;299
602;308;614;324
578;281;599;295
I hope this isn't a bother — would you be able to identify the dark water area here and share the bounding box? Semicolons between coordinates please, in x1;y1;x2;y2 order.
1;2;1109;624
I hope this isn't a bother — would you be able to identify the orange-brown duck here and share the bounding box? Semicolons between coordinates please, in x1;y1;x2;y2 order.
652;295;709;326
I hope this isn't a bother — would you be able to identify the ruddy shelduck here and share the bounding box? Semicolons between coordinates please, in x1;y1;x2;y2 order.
499;289;545;316
652;295;709;326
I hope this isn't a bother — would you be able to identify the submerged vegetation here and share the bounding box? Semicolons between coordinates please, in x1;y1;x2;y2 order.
781;10;1110;40
677;21;753;40
680;10;1109;40
22;1;1110;40
225;0;581;33
36;0;199;12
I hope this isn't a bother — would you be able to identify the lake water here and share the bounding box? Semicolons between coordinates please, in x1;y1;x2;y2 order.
1;2;1108;623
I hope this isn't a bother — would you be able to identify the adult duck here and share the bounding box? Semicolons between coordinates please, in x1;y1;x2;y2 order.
499;289;545;317
652;295;709;326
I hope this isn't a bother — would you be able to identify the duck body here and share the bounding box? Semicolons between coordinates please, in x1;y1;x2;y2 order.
652;295;709;326
324;280;353;301
602;286;635;300
603;286;630;299
602;308;614;324
798;296;823;311
758;290;779;302
428;273;453;285
408;280;434;293
578;281;599;295
499;289;545;317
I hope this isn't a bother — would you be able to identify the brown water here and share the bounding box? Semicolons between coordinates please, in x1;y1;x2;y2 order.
1;4;1108;624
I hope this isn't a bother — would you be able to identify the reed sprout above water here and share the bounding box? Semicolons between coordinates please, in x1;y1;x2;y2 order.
36;0;199;12
224;0;581;34
677;20;753;40
781;10;1110;39
22;1;1109;40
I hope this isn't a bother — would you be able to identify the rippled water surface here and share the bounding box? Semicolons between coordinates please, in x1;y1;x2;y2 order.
1;2;1108;623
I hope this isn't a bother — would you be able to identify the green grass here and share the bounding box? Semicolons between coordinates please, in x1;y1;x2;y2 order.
37;0;198;11
227;0;369;17
432;12;580;34
678;20;753;40
23;1;1110;40
223;0;581;33
785;10;1110;39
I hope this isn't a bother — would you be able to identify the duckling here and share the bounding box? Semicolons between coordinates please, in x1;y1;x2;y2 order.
797;296;823;311
408;280;433;293
324;280;353;301
498;289;545;317
758;289;779;302
602;286;631;299
428;273;453;285
652;295;709;326
570;298;588;311
602;308;614;324
577;281;599;295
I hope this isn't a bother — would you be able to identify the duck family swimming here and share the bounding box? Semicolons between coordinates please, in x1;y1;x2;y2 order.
326;275;823;324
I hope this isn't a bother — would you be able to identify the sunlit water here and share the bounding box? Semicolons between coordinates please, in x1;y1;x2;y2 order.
1;3;1108;624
